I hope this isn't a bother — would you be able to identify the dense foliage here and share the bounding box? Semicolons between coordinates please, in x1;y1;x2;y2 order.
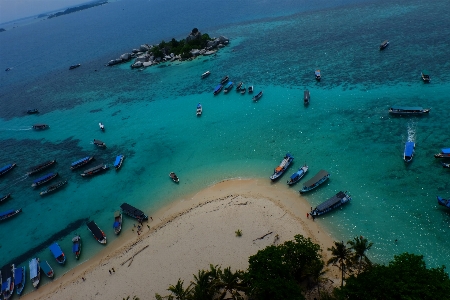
150;32;212;60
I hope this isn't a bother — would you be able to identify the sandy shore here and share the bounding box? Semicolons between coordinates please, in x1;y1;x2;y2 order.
23;178;339;300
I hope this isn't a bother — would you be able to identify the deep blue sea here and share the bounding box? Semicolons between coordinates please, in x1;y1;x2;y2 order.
1;0;450;293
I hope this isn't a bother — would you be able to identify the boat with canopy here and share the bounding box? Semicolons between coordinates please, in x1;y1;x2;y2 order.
31;172;58;187
120;203;148;221
299;170;330;193
437;196;450;209
270;153;294;181
434;148;450;158
72;235;82;260
29;258;40;288
310;191;351;217
403;141;415;163
14;266;25;295
49;243;66;264
27;160;56;175
87;221;107;244
0;164;16;177
40;261;54;278
81;164;109;177
388;106;430;115
1;264;15;300
40;180;67;196
71;156;94;170
113;211;122;235
0;209;22;222
287;165;308;185
114;155;124;170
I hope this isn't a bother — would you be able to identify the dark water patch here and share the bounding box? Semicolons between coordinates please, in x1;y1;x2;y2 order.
90;108;103;113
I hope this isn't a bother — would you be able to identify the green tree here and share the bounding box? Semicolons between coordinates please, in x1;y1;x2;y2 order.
189;269;215;300
327;241;353;287
167;279;192;300
347;236;373;275
217;267;246;300
284;235;323;281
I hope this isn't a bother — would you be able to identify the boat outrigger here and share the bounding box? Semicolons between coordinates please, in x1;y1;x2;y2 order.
71;156;95;170
310;191;351;217
300;170;330;194
81;164;109;177
0;164;16;177
29;258;40;288
14;266;25;295
421;70;431;83
404;141;415;163
270;153;294;181
223;82;234;93
220;75;229;85
32;124;49;130
213;84;223;95
72;235;82;260
379;40;389;50
31;172;58;187
93;139;106;148
169;172;179;183
196;103;202;116
114;155;125;170
87;221;107;244
120;203;148;221
0;194;11;204
434;148;450;158
49;243;66;264
201;71;211;79
40;261;54;278
437;196;450;209
304;90;310;105
113;211;122;235
315;70;321;81
27;160;56;175
287;165;309;185
1;263;14;300
252;91;263;101
0;209;22;222
388;106;430;115
39;180;67;196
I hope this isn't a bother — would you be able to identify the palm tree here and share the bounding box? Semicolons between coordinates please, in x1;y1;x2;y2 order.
217;267;247;300
347;236;373;275
307;259;327;296
189;269;215;300
167;279;192;300
327;241;353;287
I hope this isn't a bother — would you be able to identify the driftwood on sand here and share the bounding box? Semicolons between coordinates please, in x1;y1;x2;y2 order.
121;245;149;267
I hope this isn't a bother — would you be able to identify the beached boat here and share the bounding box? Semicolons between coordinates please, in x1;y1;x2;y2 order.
421;70;430;83
201;71;211;79
87;221;107;244
39;180;67;196
0;209;22;222
287;165;309;185
235;82;243;91
93;139;106;148
99;122;105;131
27;160;56;175
71;156;95;170
0;163;16;177
388;106;430;115
240;86;246;94
26;109;39;114
113;211;122;235
114;155;125;170
32;124;49;130
213;84;223;95
310;191;352;217
437;196;450;209
220;75;229;85
120;203;148;221
169;172;179;183
223;82;234;93
404;142;415;163
252;91;263;102
379;40;389;50
40;261;54;278
49;243;66;264
31;172;58;188
270;153;294;181
434;148;450;158
300;170;330;194
315;70;321;81
14;265;25;295
1;264;14;300
81;164;109;177
248;86;253;93
0;194;11;204
29;258;40;288
304;90;310;105
72;235;82;260
69;64;81;70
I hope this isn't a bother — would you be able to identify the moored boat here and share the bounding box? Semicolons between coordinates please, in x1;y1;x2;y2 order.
113;211;122;235
421;70;430;83
169;172;179;183
31;172;58;188
120;203;148;221
0;194;11;204
0;209;22;222
39;180;67;196
235;82;243;91
315;70;321;81
310;191;351;217
300;170;330;193
304;90;310;105
29;258;40;288
40;261;54;278
81;164;109;177
0;163;16;177
437;196;450;209
26;109;39;114
114;155;125;170
240;86;246;94
223;82;234;93
196;103;202;116
71;156;95;170
49;243;66;264
27;160;56;175
201;71;211;79
1;263;14;300
213;84;223;95
99;123;105;131
287;165;309;185
69;64;81;70
252;91;263;101
32;124;49;130
435;148;450;158
441;162;450;168
248;86;253;93
72;235;82;260
388;106;430;115
87;221;107;244
93;139;106;148
404;141;415;163
14;265;25;295
379;40;389;50
270;153;294;181
220;75;229;85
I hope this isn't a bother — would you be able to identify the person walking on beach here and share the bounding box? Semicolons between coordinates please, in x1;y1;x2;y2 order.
112;268;115;273
307;213;309;219
109;270;111;275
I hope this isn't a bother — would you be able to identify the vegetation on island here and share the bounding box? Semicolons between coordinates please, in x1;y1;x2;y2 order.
47;1;108;19
154;234;450;300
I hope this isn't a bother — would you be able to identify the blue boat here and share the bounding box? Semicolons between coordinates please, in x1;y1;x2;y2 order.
270;153;294;181
29;258;40;288
213;84;223;95
300;170;330;194
434;148;450;158
437;196;450;209
0;163;16;177
1;263;15;300
287;165;309;185
14;266;25;295
71;156;95;170
310;191;352;217
72;235;82;260
31;172;58;188
315;70;321;81
404;141;415;163
0;194;11;204
113;211;122;235
49;243;66;264
223;82;234;93
114;155;125;170
196;103;202;116
0;209;22;222
40;260;54;278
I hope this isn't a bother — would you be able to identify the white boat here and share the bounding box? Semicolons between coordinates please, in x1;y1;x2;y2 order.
201;71;211;79
196;103;202;116
99;123;105;131
29;258;40;288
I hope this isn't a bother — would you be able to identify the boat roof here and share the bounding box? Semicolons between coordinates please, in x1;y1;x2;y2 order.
390;106;424;111
72;242;80;253
303;170;329;187
441;148;450;154
1;264;12;279
49;243;63;258
315;191;347;211
120;203;147;219
84;164;105;173
315;70;320;73
225;82;233;87
214;84;222;91
290;171;301;179
0;164;12;172
33;173;55;183
0;209;15;218
40;261;52;273
404;142;415;156
14;267;23;285
113;221;121;229
87;221;104;240
114;156;123;167
72;157;90;166
197;103;202;108
29;258;39;278
2;282;9;291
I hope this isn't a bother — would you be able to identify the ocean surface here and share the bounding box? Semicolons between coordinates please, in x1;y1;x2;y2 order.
1;0;450;294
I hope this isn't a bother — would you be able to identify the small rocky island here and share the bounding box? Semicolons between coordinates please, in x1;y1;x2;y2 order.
47;1;107;19
0;28;5;33
106;28;229;69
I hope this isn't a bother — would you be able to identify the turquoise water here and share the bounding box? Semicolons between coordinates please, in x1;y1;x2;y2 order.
1;0;450;293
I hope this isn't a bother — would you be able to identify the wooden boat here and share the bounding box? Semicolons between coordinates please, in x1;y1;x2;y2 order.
213;84;223;95
235;82;243;91
388;106;430;115
120;203;148;221
304;90;310;105
31;172;58;188
310;191;351;217
0;209;22;222
248;86;253;93
169;172;180;183
72;235;82;260
114;155;125;170
32;124;49;130
270;153;294;181
69;64;81;70
0;194;11;204
113;211;122;235
0;163;16;177
49;243;66;264
39;180;67;196
315;70;321;81
201;71;211;79
99;123;105;131
240;86;246;94
223;82;234;93
87;221;107;244
27;160;56;175
441;162;450;168
403;142;415;163
220;75;229;85
27;109;39;114
435;148;450;158
93;139;106;148
252;91;263;102
29;258;40;288
40;261;54;278
14;265;25;295
437;196;450;209
300;170;330;194
1;263;14;300
421;70;431;83
196;103;202;116
379;40;389;50
71;156;95;170
287;165;309;185
81;164;109;177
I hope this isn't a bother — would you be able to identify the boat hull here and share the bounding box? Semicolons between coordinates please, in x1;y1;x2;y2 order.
71;156;95;170
27;160;56;175
287;166;308;185
310;191;351;217
270;154;294;181
15;266;25;295
0;163;16;176
31;173;58;188
300;172;330;194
